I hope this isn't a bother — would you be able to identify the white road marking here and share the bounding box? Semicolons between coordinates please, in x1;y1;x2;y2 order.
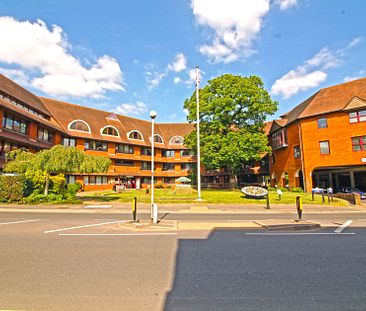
44;220;128;234
84;205;112;208
0;219;40;226
58;233;177;236
246;232;355;236
334;220;353;233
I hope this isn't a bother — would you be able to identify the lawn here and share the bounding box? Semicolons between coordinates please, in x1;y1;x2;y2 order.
77;188;348;206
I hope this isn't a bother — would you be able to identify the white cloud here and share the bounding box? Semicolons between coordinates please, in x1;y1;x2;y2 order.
146;68;167;90
347;37;363;49
305;48;341;69
271;40;360;99
343;70;366;82
0;16;124;98
168;53;187;73
146;52;188;89
275;0;297;10
114;101;148;116
185;68;204;85
174;77;182;84
271;68;327;99
191;0;270;63
0;67;31;86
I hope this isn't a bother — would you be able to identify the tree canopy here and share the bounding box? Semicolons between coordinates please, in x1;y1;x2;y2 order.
183;74;278;186
4;145;111;195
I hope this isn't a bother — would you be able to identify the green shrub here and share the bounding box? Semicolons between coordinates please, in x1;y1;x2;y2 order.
278;187;289;192
0;175;25;202
291;187;304;193
50;174;66;194
67;182;82;195
23;192;80;204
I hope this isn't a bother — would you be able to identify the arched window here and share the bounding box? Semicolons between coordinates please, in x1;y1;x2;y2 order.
68;120;90;132
128;130;143;140
152;134;163;144
101;126;119;137
169;135;184;144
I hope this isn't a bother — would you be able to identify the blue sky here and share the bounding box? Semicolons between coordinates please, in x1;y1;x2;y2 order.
0;0;365;122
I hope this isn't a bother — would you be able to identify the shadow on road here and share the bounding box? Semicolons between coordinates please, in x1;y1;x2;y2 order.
164;227;366;311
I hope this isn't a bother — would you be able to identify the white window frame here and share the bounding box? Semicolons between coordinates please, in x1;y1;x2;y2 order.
68;119;91;133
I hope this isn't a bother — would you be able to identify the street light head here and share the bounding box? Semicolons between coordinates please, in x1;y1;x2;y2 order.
149;110;157;119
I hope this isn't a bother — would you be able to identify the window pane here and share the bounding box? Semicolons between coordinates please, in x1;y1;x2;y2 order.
349;112;358;123
317;118;327;128
319;141;329;154
84;176;89;185
5;115;13;129
359;110;366;122
20;122;27;134
352;137;360;145
96;176;102;185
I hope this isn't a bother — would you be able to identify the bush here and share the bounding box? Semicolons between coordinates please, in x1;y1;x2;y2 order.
291;187;304;193
67;182;82;195
23;192;81;204
0;175;25;203
50;174;66;194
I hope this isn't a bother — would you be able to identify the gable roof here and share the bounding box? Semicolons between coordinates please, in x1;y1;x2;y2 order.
39;97;194;148
270;77;366;133
0;73;51;117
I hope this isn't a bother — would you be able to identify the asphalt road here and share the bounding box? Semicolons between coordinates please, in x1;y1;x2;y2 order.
0;211;366;310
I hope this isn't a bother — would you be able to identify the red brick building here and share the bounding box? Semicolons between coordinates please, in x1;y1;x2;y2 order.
0;74;196;190
269;78;366;192
0;73;268;190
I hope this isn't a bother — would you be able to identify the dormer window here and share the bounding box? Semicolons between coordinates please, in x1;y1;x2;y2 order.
271;128;288;149
169;135;184;145
68;120;90;132
128;130;143;140
151;134;163;144
101;126;119;137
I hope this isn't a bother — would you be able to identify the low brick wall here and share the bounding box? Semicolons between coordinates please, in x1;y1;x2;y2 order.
335;193;361;205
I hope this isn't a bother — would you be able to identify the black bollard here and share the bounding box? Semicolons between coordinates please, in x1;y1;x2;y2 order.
296;196;302;220
265;194;270;209
132;197;137;222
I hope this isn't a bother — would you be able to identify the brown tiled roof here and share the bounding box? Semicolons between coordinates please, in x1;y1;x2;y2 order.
271;77;366;132
156;122;195;149
39;97;194;148
0;73;51;116
0;98;63;131
263;121;273;136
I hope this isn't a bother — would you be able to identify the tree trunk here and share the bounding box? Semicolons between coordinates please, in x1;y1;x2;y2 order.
229;174;238;189
44;172;50;196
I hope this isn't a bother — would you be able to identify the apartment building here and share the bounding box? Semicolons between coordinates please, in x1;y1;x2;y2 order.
269;78;366;192
0;73;196;190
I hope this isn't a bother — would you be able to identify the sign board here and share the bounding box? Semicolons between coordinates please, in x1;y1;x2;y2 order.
241;186;268;198
361;158;366;163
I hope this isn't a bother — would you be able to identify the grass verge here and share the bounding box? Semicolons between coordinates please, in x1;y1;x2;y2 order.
77;189;348;206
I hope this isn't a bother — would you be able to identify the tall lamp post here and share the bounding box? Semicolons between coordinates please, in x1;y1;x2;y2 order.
195;66;202;201
150;110;158;223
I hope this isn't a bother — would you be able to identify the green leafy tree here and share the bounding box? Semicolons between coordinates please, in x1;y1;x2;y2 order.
184;74;278;188
5;145;111;195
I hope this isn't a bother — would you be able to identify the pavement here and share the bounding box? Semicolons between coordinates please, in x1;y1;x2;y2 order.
1;200;365;231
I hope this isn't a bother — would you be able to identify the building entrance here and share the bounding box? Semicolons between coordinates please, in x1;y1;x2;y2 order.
115;176;136;189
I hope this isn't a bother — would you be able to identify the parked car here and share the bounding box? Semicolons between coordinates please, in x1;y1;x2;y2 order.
337;187;366;199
